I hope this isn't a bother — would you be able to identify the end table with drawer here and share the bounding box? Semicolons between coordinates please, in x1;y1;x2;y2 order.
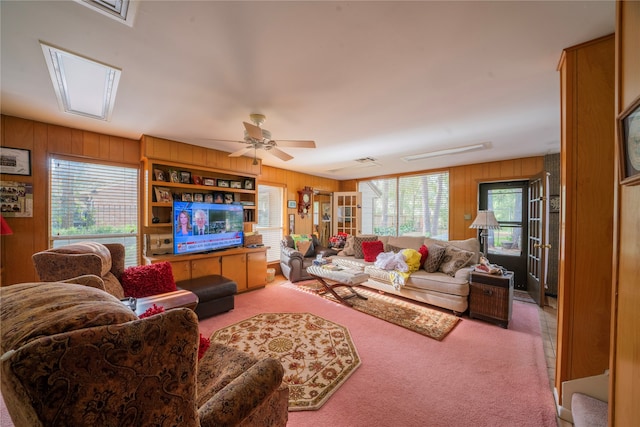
469;270;514;328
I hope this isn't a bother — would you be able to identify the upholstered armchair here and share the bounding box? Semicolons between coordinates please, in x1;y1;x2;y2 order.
280;234;337;282
31;241;128;298
0;280;289;427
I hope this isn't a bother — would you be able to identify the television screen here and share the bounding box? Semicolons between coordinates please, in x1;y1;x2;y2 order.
173;200;244;255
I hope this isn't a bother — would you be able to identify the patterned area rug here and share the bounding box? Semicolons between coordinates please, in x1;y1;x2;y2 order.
289;280;460;341
209;312;361;411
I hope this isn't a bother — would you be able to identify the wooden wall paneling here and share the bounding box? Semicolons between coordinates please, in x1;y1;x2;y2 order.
122;136;140;163
1;117;38;286
83;132;101;158
47;124;72;154
556;35;615;399
612;2;640;425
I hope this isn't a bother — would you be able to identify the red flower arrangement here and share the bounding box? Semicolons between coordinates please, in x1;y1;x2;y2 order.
329;232;349;248
139;304;210;359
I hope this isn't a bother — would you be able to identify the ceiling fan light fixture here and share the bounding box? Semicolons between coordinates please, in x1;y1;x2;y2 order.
402;143;489;162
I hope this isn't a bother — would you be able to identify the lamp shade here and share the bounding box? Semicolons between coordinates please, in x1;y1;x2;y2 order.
469;210;500;230
1;216;13;235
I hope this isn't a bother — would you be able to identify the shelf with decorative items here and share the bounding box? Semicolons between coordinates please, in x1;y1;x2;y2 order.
144;159;257;232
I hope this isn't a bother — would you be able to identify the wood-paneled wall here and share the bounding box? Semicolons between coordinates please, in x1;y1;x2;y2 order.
0;115;139;286
339;157;544;240
1;112;544;286
611;2;640;425
556;35;615;396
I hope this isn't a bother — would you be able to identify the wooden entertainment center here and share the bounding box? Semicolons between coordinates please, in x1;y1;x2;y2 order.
141;135;267;292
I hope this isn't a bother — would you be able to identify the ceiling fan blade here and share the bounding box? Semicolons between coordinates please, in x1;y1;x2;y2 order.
229;146;252;157
274;139;316;148
268;147;294;162
243;121;264;140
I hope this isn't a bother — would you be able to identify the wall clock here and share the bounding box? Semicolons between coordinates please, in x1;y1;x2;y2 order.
298;186;313;218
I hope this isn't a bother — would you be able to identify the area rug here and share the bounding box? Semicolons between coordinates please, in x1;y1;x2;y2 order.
288;280;460;341
209;312;361;411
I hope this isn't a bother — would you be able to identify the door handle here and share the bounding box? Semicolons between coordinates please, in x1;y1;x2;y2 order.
533;244;552;249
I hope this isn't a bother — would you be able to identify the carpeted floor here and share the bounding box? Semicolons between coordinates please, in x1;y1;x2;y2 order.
1;280;557;427
287;279;460;340
209;312;361;411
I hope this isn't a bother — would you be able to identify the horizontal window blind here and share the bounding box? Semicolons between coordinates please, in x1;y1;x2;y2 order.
359;171;449;239
256;184;284;263
50;157;139;266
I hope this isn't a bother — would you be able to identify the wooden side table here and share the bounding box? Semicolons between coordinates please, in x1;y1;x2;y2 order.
469;270;514;328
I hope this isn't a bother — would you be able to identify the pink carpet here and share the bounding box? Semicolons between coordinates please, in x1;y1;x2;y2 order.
1;282;557;427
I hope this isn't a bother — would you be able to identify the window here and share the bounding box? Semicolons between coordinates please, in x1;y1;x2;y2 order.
50;157;139;266
359;172;449;239
482;184;525;256
255;184;284;263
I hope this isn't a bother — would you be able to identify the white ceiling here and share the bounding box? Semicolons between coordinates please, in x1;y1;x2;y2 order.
1;1;615;180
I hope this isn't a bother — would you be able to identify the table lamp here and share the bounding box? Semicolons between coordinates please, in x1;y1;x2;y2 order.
469;210;500;257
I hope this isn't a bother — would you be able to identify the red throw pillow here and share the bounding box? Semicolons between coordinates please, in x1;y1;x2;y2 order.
418;244;429;268
362;240;384;262
120;261;177;298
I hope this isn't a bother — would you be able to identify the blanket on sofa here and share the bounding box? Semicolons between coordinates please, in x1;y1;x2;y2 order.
375;248;421;289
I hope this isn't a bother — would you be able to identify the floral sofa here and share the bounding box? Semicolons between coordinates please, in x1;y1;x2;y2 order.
0;278;289;427
331;235;481;314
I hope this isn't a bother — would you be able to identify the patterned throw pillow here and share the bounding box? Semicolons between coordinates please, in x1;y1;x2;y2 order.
296;239;315;257
424;244;446;273
353;235;379;259
385;244;403;253
438;245;475;276
362;240;384;262
342;236;356;256
120;261;177;298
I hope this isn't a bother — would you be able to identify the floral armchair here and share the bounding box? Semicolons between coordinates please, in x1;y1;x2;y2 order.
0;280;289;426
31;242;129;298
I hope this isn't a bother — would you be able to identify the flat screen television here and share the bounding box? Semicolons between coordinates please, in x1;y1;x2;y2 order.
172;200;244;255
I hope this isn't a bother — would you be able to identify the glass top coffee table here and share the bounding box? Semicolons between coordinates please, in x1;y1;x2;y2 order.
306;265;369;306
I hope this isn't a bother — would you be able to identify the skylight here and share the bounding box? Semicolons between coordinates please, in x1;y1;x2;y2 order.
74;0;136;26
40;42;121;121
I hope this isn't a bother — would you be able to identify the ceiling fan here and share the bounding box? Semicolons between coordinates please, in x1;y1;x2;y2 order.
226;114;316;165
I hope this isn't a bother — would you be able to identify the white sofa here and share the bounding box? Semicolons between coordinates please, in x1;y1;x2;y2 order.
331;235;480;315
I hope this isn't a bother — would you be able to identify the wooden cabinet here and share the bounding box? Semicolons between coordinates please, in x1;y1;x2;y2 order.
221;253;247;290
145;246;267;293
556;35;614;400
247;251;267;290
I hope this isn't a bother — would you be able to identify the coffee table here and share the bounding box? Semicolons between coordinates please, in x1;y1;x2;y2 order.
132;289;199;316
306;265;369;306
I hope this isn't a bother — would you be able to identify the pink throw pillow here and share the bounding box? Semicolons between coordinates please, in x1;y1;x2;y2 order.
121;262;177;298
362;240;384;262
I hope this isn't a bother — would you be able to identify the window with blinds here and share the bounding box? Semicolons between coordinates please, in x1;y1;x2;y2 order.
359;171;449;239
255;184;284;263
49;157;139;267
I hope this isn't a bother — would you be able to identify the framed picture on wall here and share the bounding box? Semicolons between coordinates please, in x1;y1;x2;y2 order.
289;214;295;235
0;147;31;176
617;94;640;186
287;200;297;209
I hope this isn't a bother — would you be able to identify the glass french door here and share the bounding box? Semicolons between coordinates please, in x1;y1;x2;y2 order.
333;192;361;237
